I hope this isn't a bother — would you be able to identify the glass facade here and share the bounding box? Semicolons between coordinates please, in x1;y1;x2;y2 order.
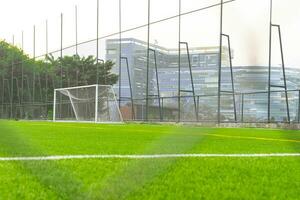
106;38;300;122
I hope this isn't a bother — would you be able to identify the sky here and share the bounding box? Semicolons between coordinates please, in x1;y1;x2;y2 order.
0;0;300;67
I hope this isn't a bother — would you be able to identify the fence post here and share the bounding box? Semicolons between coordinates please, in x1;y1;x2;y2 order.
298;90;300;123
241;93;244;123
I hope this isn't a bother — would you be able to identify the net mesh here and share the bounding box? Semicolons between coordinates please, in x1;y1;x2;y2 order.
54;85;122;123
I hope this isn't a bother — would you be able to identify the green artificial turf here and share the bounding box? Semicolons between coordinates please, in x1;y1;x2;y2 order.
0;120;299;199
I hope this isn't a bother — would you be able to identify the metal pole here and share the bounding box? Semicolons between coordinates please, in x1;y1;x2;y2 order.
21;31;24;118
95;85;99;122
118;0;122;108
33;25;36;104
53;89;56;122
75;5;78;55
121;57;135;120
10;61;13;118
298;90;300;123
145;0;150;121
96;0;99;85
184;42;198;121
1;75;4;118
60;14;63;118
161;97;164;121
268;0;272;123
60;13;63;88
178;0;181;122
277;26;290;123
218;0;223;123
197;96;200;118
224;34;237;122
241;93;244;123
150;49;162;121
46;20;49;116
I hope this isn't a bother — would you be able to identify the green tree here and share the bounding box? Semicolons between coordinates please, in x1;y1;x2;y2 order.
45;54;118;87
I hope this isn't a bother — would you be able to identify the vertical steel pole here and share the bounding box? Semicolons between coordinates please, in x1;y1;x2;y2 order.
60;14;63;118
298;90;300;123
1;75;4;118
226;35;237;122
60;13;63;88
118;0;122;108
277;26;290;123
33;25;36;104
153;50;162;121
75;6;79;87
95;85;99;122
46;20;48;107
46;20;48;55
145;0;150;121
125;58;135;120
53;89;56;122
268;0;272;123
10;59;13;118
241;93;244;123
178;0;181;122
96;0;99;85
185;42;198;121
75;5;78;55
21;31;24;118
161;97;164;121
218;0;223;123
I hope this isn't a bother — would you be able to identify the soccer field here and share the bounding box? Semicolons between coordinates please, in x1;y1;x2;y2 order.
0;121;300;199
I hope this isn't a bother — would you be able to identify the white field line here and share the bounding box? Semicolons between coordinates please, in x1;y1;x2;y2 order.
1;153;300;161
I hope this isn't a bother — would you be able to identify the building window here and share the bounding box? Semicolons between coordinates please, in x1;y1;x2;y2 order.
107;49;117;55
192;55;199;64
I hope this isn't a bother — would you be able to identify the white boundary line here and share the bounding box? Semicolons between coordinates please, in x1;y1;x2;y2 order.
1;153;300;161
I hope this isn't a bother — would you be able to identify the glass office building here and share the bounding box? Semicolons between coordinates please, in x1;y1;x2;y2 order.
106;38;300;122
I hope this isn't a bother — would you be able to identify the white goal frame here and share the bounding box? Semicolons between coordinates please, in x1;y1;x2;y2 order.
53;84;123;123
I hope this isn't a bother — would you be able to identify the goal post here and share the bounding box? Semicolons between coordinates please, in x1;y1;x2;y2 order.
53;84;123;123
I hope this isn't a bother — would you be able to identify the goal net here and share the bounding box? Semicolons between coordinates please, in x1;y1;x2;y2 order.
53;85;123;123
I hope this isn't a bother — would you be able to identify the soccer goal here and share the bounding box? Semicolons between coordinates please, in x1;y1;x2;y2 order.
53;84;123;123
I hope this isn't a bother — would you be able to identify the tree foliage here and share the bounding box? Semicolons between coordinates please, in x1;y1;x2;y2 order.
0;40;118;106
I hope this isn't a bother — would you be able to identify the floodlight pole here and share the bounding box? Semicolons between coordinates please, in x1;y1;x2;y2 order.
217;0;223;123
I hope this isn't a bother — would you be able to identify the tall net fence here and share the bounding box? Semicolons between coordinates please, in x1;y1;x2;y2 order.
1;0;300;123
